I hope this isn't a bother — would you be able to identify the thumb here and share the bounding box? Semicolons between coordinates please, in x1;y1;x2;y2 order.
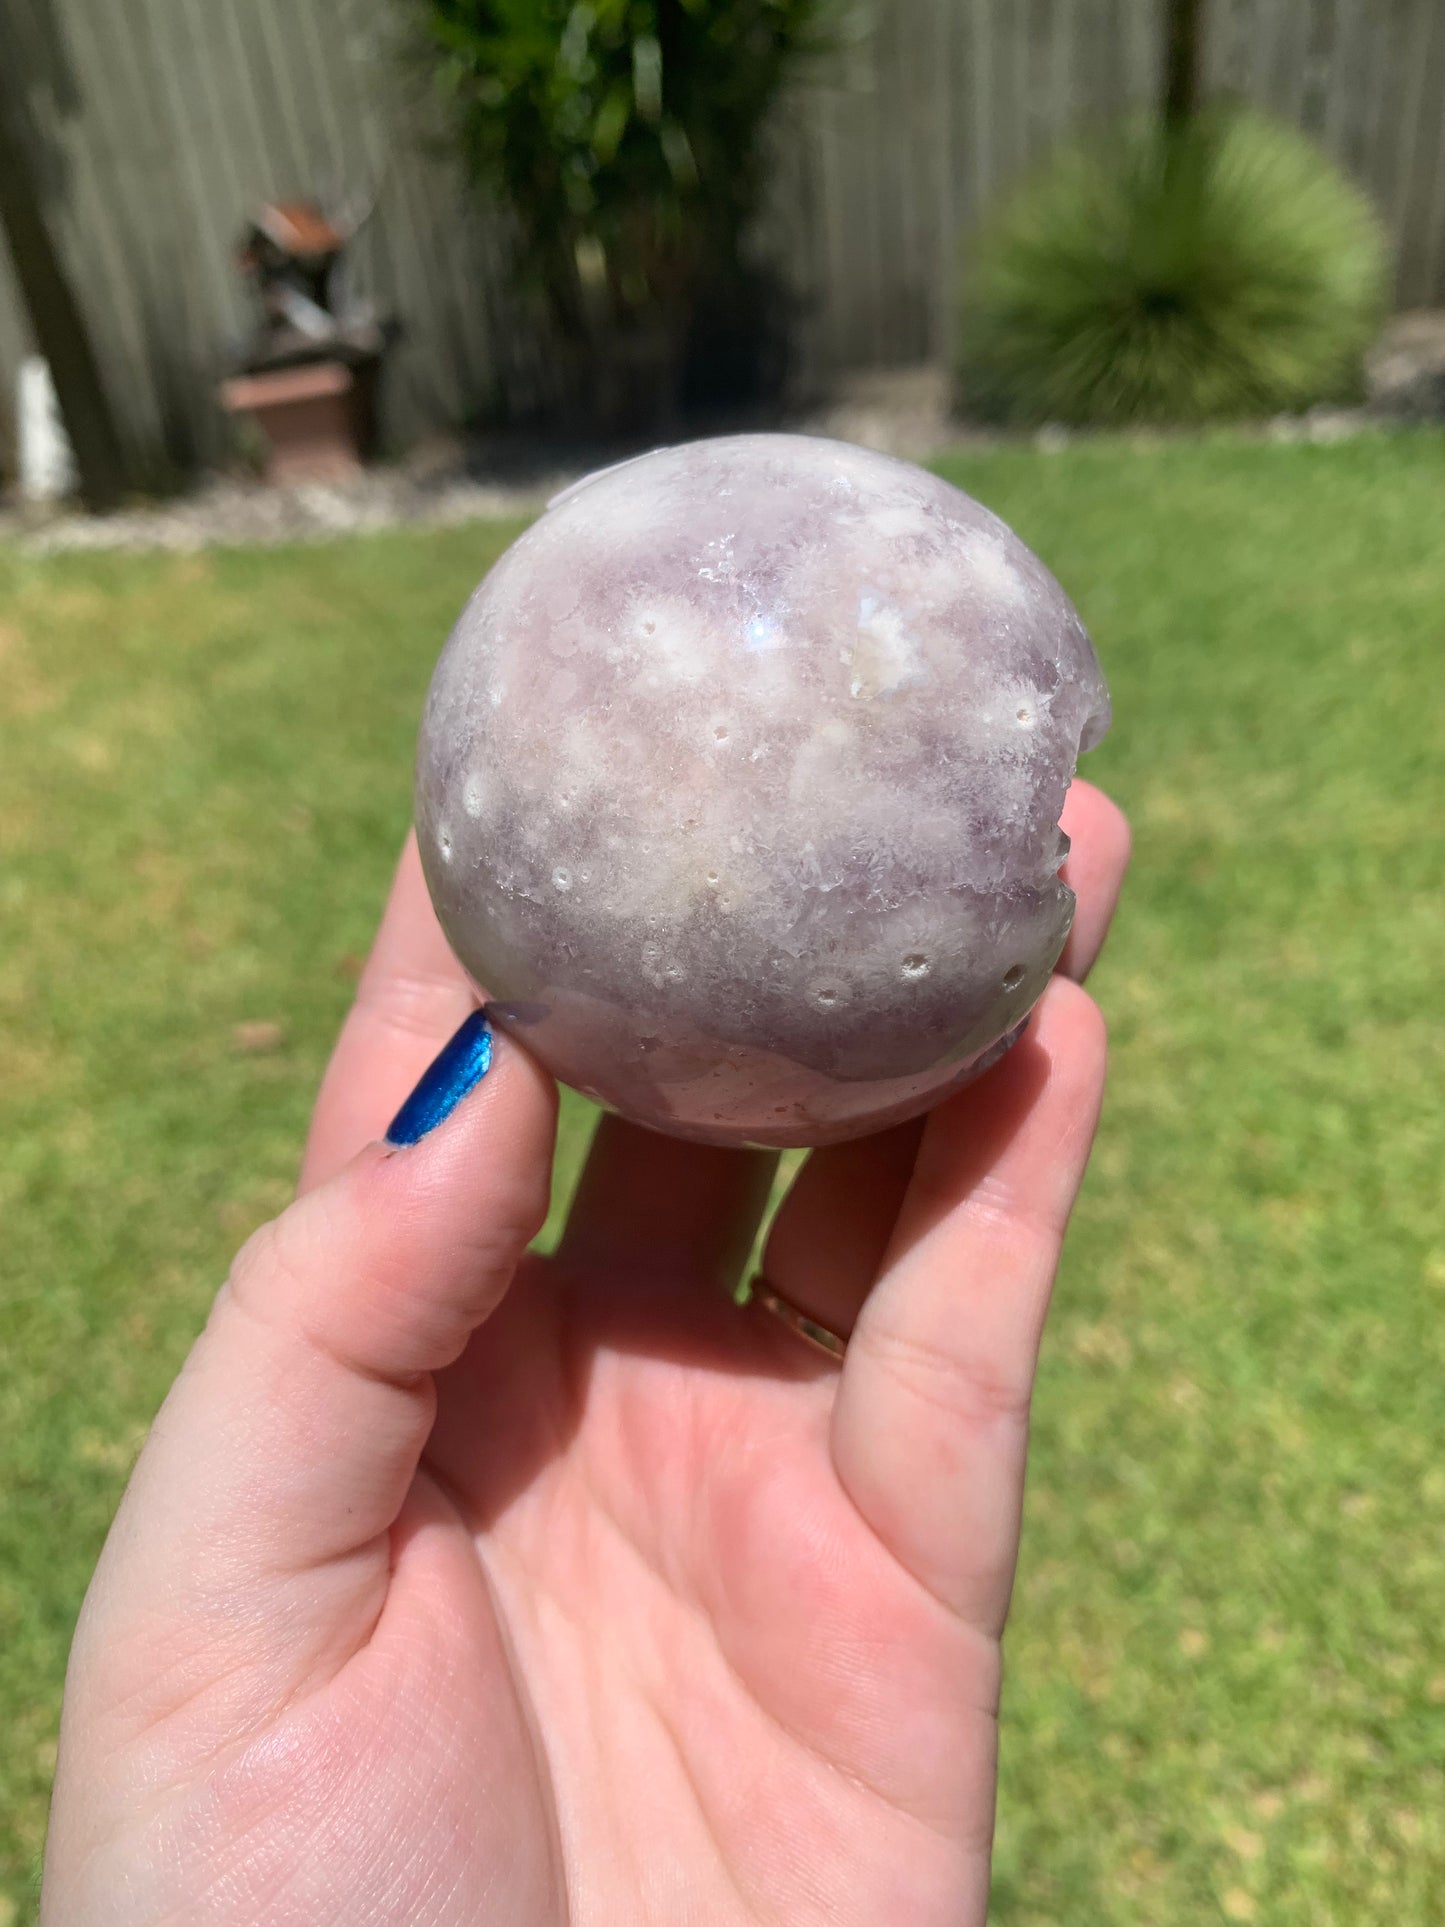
74;1011;556;1728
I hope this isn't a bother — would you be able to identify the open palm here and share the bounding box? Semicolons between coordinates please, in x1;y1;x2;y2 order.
44;784;1127;1927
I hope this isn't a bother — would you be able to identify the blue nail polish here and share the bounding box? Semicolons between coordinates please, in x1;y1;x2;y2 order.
385;1010;493;1145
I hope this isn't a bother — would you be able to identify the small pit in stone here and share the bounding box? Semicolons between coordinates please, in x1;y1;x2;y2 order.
713;725;730;743
552;867;572;893
438;828;453;861
901;953;930;980
1002;964;1027;990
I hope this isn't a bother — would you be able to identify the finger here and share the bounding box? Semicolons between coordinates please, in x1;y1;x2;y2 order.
754;1117;925;1347
560;1115;777;1296
300;832;477;1193
755;781;1127;1345
830;978;1107;1635
1057;778;1130;983
82;1015;556;1730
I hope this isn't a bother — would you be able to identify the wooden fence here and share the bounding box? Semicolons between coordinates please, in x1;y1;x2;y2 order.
2;0;1444;472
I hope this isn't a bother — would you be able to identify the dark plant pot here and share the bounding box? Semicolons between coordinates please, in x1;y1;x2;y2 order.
584;324;681;440
220;357;378;484
681;264;792;417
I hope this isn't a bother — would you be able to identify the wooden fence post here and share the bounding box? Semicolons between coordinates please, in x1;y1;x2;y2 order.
0;57;129;510
1163;0;1207;126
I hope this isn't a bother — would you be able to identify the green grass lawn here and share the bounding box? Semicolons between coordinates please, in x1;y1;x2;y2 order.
3;431;1442;1923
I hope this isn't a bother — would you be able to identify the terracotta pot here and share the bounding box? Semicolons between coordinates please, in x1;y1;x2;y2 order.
220;357;376;484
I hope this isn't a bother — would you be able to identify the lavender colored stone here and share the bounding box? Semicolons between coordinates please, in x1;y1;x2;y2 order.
415;434;1109;1147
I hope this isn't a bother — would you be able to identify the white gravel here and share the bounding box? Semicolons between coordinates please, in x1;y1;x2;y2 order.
3;345;1429;559
4;469;563;557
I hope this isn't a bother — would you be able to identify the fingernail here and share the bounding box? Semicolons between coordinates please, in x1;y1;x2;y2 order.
385;1010;492;1145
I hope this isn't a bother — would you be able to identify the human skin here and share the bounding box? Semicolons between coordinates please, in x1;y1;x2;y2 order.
42;780;1128;1927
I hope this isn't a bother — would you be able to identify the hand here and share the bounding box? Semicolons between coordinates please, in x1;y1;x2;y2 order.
43;782;1128;1926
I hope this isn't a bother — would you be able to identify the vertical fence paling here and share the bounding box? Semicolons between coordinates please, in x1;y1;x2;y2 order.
0;0;1441;466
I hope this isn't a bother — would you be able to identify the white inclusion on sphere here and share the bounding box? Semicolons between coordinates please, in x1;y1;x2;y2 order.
788;719;861;814
844;594;925;700
462;770;488;817
630;592;713;685
550;717;611;810
962;530;1030;608
696;531;737;582
867;502;936;542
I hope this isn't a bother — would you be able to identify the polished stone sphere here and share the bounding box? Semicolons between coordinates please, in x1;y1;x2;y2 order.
415;434;1109;1147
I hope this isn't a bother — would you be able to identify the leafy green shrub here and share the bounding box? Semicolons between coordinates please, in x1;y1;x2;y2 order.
957;109;1389;427
414;0;833;422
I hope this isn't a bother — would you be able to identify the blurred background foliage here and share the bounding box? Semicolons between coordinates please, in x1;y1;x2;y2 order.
5;0;1441;478
411;0;841;424
393;0;1394;435
957;107;1388;426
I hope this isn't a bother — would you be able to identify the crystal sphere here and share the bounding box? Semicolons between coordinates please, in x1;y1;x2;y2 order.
415;434;1109;1147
